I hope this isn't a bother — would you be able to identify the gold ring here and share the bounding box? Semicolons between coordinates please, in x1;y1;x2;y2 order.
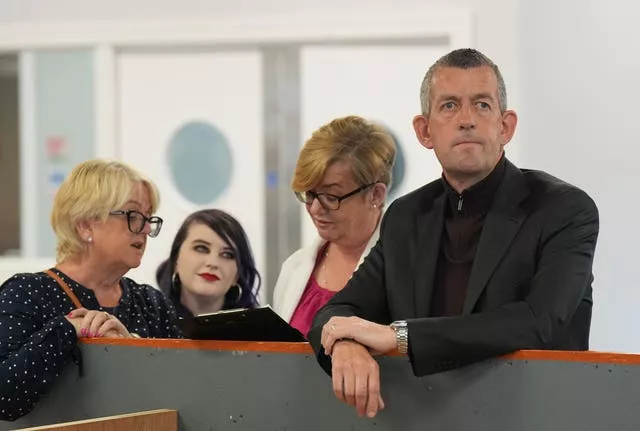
103;311;111;319
331;324;336;331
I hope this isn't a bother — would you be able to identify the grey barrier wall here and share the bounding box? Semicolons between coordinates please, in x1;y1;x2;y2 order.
1;340;639;431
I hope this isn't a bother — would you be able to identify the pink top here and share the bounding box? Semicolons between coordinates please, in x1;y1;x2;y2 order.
289;243;336;338
289;274;337;339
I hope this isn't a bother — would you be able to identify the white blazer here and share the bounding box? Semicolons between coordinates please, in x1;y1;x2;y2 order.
272;226;381;322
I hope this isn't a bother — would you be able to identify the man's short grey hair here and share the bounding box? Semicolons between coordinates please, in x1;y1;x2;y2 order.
419;48;508;115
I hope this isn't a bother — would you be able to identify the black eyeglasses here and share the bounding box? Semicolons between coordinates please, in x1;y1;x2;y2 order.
109;210;163;238
294;183;375;211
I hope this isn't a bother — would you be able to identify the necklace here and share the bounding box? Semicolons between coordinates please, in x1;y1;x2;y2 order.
320;250;329;286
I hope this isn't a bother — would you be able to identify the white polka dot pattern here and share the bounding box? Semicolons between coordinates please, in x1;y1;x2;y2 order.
0;269;181;421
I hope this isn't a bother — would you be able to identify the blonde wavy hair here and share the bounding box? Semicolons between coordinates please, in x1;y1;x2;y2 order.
51;159;160;263
292;116;396;193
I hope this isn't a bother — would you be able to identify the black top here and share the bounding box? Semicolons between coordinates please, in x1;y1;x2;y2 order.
172;296;195;320
0;269;182;421
431;155;506;316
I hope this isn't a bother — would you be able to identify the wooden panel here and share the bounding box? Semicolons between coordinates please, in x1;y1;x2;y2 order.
13;409;177;431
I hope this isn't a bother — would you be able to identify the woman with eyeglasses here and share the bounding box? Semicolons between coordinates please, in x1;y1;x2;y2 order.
155;209;261;320
272;116;396;338
0;159;181;421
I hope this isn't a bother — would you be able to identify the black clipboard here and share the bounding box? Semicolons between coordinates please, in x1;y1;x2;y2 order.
175;305;306;342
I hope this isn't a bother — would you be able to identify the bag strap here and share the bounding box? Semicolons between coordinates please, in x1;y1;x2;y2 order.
45;269;84;309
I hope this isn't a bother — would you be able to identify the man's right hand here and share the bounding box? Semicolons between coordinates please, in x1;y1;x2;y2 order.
331;340;385;418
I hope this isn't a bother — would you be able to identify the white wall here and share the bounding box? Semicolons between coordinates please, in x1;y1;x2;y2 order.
0;0;522;163
519;1;640;353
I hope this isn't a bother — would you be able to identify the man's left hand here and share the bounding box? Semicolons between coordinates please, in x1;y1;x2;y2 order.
321;316;396;356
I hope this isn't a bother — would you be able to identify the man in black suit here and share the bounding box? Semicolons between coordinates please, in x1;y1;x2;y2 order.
307;48;599;418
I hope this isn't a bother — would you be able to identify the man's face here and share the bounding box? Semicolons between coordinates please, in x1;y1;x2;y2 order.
414;66;517;186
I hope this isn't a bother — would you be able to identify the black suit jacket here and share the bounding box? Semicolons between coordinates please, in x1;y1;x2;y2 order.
308;159;599;377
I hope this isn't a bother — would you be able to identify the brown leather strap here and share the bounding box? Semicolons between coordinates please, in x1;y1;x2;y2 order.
45;269;84;309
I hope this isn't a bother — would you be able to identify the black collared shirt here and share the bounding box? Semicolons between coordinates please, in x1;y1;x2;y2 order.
430;155;506;317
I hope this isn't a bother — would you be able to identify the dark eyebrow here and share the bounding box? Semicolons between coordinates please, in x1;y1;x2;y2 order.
435;94;461;103
192;239;235;253
436;93;496;103
472;93;496;102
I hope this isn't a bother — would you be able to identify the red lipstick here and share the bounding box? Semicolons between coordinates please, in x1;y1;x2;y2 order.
199;273;219;282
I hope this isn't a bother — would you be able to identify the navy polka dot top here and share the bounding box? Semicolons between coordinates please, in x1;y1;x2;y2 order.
0;268;182;421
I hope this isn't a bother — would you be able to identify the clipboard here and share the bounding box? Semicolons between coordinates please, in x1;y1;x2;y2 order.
175;305;306;342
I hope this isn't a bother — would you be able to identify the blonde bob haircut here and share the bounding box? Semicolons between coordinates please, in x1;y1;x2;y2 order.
51;159;160;263
292;116;396;193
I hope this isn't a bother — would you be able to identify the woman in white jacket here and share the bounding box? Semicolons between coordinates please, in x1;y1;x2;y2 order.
272;116;396;338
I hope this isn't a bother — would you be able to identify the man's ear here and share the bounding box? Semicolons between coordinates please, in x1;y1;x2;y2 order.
500;109;518;145
413;114;434;150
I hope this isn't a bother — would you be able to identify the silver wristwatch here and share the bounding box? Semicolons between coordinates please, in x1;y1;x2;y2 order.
390;320;409;354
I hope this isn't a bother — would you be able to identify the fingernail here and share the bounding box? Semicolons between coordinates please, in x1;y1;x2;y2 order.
80;328;85;336
67;312;73;317
368;411;375;418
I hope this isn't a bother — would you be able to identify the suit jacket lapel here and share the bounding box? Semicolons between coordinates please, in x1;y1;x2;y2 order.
462;162;530;314
413;192;446;318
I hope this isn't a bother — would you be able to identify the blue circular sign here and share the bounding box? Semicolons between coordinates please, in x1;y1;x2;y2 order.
167;121;233;205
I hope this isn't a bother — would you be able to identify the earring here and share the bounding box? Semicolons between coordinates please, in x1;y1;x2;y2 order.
170;273;182;296
230;284;243;304
87;236;93;243
372;204;377;209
